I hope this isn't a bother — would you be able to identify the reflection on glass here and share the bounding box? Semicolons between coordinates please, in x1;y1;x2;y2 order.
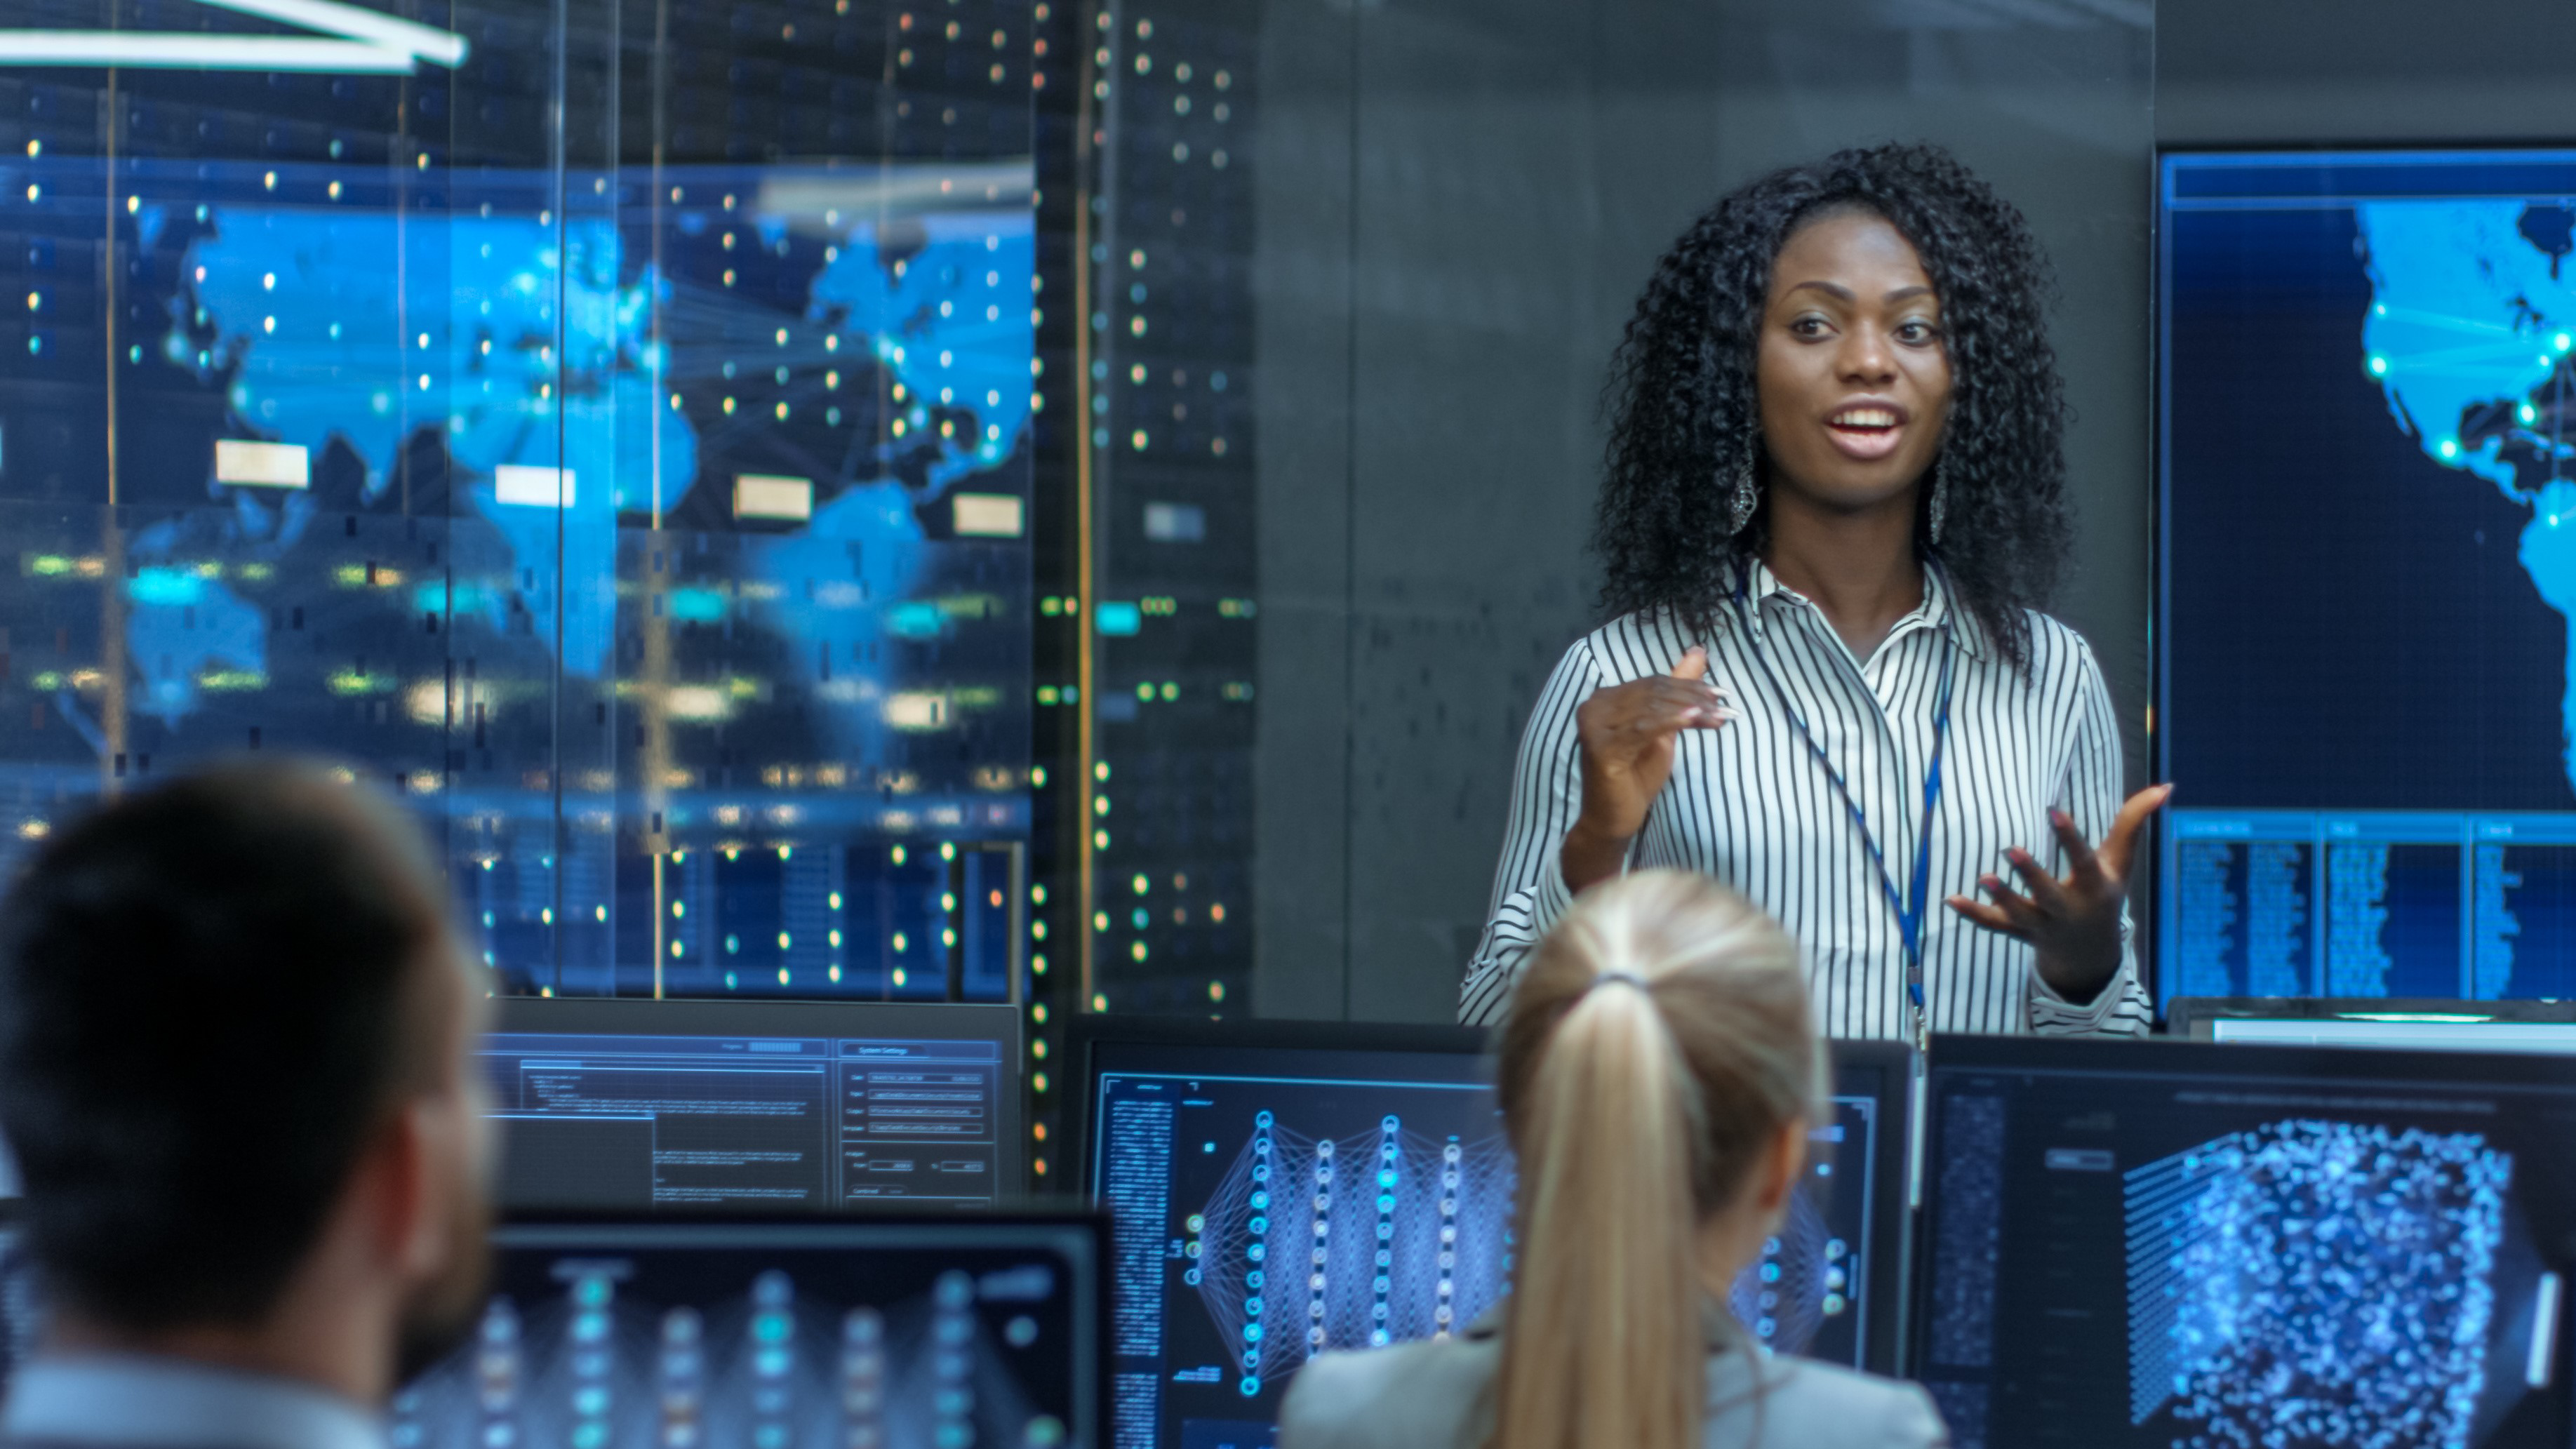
0;6;1035;1003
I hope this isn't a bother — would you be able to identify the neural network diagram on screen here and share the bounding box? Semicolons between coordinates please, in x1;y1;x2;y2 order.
1089;1057;1883;1449
2158;148;2576;1007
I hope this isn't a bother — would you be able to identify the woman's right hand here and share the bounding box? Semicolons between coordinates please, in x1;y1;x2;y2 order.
1560;646;1735;893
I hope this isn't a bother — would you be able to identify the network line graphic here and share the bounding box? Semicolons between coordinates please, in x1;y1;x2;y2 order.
1727;1184;1855;1356
1182;1111;1516;1396
2124;1120;2510;1448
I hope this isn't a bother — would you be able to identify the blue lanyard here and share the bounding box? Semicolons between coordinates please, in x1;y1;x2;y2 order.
1728;565;1956;1058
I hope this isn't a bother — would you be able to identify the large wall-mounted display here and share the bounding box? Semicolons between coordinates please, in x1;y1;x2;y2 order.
2158;147;2576;1009
0;2;1036;1003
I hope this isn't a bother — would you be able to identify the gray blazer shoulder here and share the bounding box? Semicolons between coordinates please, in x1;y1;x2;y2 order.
1276;1335;1948;1449
1276;1336;1500;1449
1704;1354;1949;1449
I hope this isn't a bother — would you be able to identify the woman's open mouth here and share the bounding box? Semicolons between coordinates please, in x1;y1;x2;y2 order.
1824;403;1908;462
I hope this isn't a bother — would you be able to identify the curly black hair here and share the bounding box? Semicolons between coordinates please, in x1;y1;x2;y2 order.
1594;141;2071;670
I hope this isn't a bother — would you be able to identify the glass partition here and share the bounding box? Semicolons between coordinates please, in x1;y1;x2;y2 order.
0;0;1035;1003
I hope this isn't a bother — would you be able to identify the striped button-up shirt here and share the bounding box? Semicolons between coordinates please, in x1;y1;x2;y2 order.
1460;560;2151;1038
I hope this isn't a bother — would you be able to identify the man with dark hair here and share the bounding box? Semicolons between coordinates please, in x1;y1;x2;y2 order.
0;761;493;1449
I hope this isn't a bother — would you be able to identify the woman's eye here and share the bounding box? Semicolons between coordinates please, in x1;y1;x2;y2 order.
1898;321;1940;345
1790;317;1827;338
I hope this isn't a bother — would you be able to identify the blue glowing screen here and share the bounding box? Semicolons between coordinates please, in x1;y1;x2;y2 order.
0;156;1033;999
1086;1041;1891;1449
1918;1045;2576;1448
401;1218;1100;1449
2158;149;2576;1007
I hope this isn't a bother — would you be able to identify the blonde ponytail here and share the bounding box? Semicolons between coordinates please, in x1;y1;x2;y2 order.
1491;870;1822;1449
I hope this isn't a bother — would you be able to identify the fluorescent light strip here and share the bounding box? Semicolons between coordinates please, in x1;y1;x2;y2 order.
198;0;469;66
0;33;417;72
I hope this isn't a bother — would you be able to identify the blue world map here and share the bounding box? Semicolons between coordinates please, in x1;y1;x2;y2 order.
2358;201;2576;792
94;161;1030;779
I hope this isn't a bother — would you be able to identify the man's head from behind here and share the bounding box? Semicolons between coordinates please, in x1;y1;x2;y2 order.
0;761;492;1398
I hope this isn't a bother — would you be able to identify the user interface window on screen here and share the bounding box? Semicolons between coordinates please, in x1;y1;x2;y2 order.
483;1030;1008;1209
392;1222;1097;1449
1917;1048;2576;1448
2160;149;2576;1007
1087;1046;1882;1449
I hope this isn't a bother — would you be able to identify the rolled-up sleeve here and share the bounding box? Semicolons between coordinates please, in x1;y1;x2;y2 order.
2027;639;2152;1037
1459;639;1602;1026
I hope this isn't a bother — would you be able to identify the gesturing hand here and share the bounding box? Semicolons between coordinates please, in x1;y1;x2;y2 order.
1561;646;1737;893
1945;783;2174;1004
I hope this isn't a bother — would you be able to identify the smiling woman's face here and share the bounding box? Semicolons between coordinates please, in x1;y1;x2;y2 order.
1755;207;1952;518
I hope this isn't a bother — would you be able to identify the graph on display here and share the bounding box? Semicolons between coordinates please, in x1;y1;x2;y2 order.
2125;1122;2515;1447
1090;1056;1883;1449
1916;1042;2572;1449
392;1222;1096;1449
2159;149;2576;1008
1178;1111;1516;1393
0;154;1032;998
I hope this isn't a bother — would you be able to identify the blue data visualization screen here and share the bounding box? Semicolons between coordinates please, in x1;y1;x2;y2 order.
1915;1039;2576;1449
2158;149;2576;1008
393;1218;1102;1449
1084;1042;1888;1449
0;154;1032;999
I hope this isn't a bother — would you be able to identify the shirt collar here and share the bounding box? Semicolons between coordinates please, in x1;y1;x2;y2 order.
1730;554;1989;662
4;1356;385;1449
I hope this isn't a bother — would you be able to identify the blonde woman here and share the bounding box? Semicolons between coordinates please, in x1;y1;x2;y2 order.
1279;870;1945;1449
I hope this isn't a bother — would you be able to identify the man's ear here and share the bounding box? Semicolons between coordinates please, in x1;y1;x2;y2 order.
357;1102;436;1276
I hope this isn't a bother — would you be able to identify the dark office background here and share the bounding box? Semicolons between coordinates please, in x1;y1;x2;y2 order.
12;0;2576;1176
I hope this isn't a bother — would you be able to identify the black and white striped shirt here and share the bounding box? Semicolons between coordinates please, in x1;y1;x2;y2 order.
1460;560;2151;1038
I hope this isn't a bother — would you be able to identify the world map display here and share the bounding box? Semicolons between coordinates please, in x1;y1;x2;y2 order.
2158;150;2576;1006
0;156;1034;996
103;157;1028;735
2356;199;2576;791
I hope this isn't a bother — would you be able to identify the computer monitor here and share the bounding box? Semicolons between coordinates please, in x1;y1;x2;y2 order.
1913;1034;2576;1449
483;998;1022;1210
1068;1018;1910;1449
2172;996;2576;1050
394;1213;1107;1449
2158;146;2576;1010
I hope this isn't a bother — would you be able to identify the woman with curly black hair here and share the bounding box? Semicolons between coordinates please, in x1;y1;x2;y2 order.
1461;142;2167;1044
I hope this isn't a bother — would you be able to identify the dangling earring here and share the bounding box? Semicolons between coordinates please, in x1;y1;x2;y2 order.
1726;430;1761;537
1927;455;1949;548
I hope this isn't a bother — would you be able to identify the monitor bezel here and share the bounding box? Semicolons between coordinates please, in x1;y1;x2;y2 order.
2168;994;2576;1040
1910;1031;2576;1396
1062;1014;1489;1190
1066;1015;1914;1375
469;1207;1109;1449
485;996;1026;1198
1817;1036;1914;1375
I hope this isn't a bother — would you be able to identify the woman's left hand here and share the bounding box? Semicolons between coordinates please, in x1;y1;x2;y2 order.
1947;783;2174;1003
